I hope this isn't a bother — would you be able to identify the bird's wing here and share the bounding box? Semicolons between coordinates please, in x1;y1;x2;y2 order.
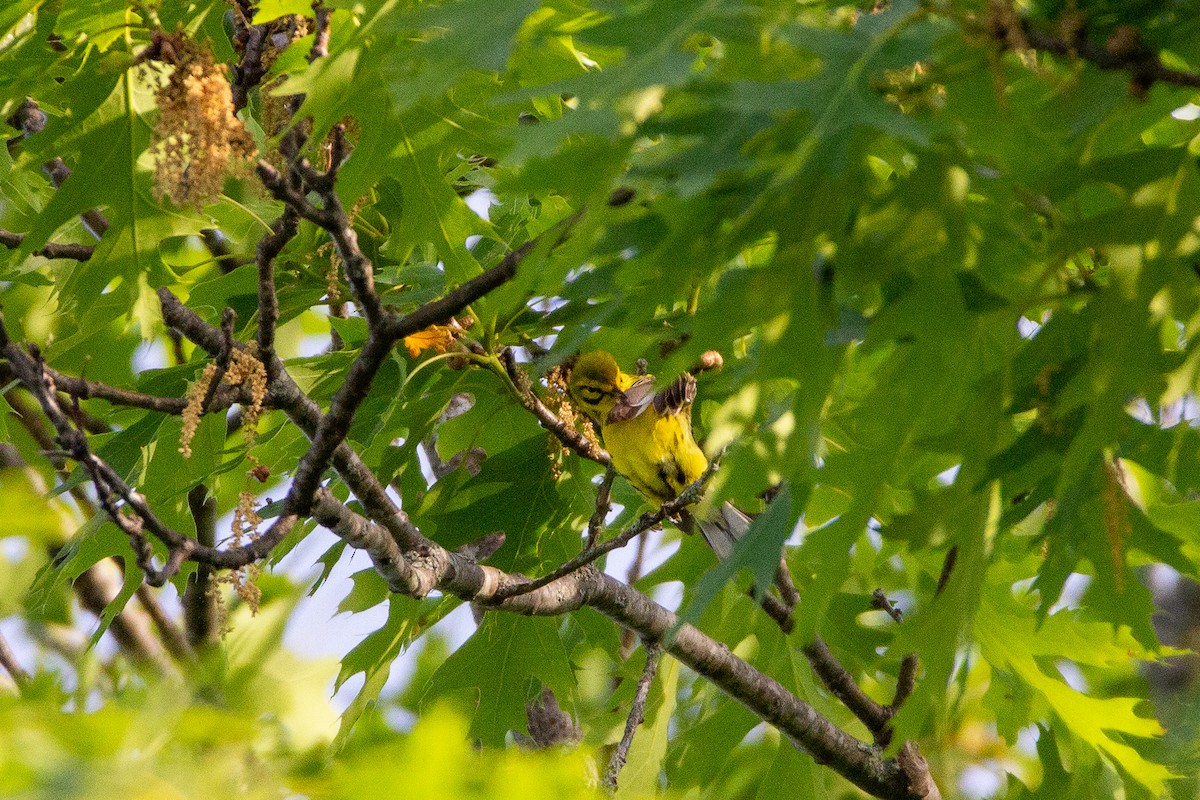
606;375;656;423
652;372;696;417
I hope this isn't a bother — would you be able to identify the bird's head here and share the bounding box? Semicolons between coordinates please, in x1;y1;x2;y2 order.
568;351;622;425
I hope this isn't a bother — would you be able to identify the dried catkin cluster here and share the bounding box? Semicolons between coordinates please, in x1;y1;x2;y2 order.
179;362;219;458
150;34;256;208
213;558;262;619
224;346;268;447
179;346;268;458
178;344;270;617
545;365;601;469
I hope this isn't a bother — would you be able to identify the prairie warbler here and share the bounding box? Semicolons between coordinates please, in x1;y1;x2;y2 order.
568;351;749;558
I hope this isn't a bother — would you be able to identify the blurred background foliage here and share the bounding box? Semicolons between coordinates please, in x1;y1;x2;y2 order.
3;0;1200;797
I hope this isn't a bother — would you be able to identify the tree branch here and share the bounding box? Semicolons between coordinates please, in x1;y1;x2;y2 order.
499;348;610;466
183;484;222;649
0;361;240;416
988;5;1200;91
493;508;666;601
586;467;616;548
0;628;30;689
229;1;266;112
804;636;893;736
604;640;661;791
255;205;300;371
125;285;947;797
0;229;94;261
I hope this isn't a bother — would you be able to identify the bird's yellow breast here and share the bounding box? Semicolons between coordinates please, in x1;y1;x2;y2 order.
601;405;708;506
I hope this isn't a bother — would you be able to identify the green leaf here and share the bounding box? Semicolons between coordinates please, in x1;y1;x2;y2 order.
676;484;795;629
337;568;390;615
423;613;576;746
614;654;678;800
975;587;1173;795
417;434;591;571
333;594;457;750
0;467;74;546
23;72;205;317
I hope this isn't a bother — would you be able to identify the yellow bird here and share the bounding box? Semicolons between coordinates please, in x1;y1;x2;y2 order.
568;351;749;558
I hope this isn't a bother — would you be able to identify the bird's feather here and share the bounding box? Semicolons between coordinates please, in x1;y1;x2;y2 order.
697;502;752;561
607;375;656;423
653;373;696;417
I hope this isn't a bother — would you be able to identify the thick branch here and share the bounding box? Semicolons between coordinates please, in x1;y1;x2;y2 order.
310;489;419;593
535;568;920;800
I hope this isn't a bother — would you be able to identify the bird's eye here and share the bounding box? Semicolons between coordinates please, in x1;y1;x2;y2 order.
577;386;605;403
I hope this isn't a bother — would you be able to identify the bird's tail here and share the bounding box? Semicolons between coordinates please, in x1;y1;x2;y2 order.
696;501;752;561
696;501;796;632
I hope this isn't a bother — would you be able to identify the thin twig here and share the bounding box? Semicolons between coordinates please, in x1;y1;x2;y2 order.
871;588;904;623
803;636;892;736
200;228;250;273
863;589;921;747
891;655;919;714
1;338;196;585
455;531;506;562
0;229;93;261
256;205;300;374
229;0;269;112
617;532;653;656
0;361;237;416
310;2;333;61
936;546;957;597
198;308;238;413
3;393;185;668
776;555;801;609
1010;14;1200;91
587;467;617;548
604;641;662;791
493;461;721;602
625;527;649;587
753;589;796;634
0;628;30;688
492;509;666;601
500;348;610;466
